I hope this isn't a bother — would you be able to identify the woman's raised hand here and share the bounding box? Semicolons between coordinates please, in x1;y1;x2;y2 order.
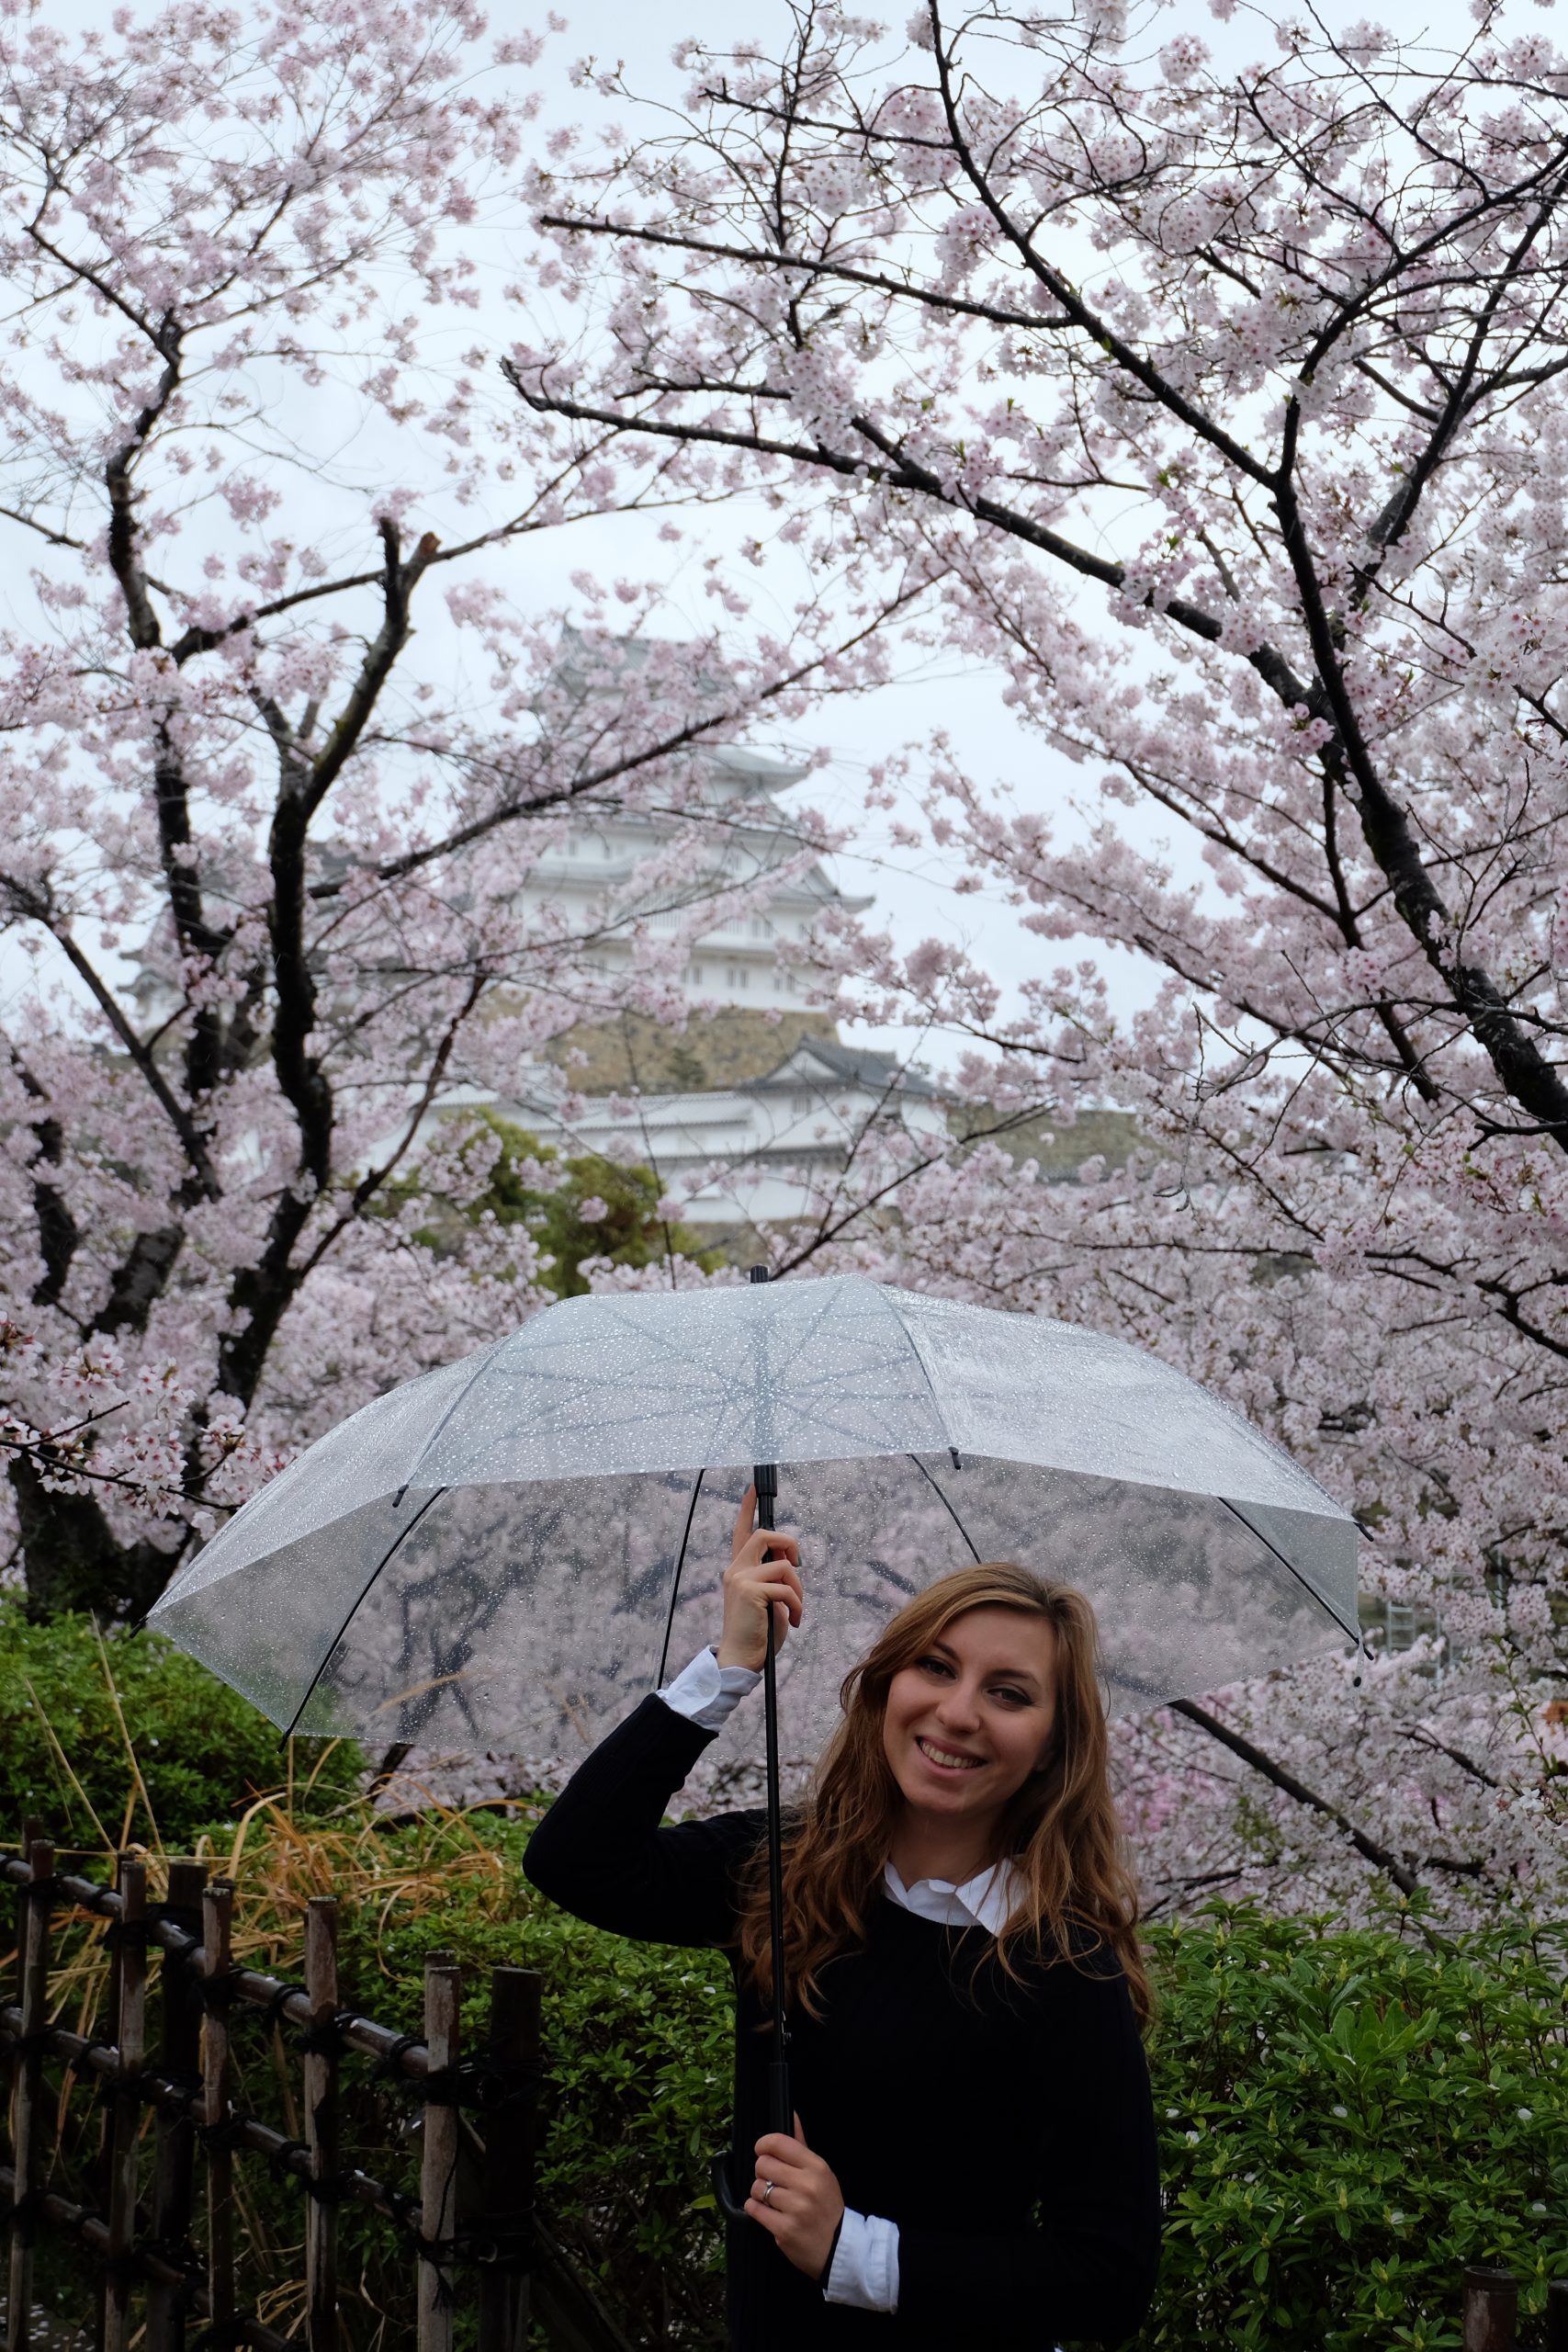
716;1485;802;1671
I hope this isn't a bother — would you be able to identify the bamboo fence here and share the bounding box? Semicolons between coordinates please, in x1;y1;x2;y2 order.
2;1827;631;2352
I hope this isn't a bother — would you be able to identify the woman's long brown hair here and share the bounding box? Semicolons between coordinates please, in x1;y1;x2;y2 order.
733;1564;1151;2030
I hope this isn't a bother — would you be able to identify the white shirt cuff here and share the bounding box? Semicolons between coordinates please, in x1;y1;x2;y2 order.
656;1645;761;1731
824;2209;899;2312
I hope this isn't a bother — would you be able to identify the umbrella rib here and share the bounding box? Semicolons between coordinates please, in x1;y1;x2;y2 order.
1218;1498;1362;1645
905;1453;982;1564
392;1339;510;1502
788;1281;853;1371
279;1487;448;1743
657;1467;707;1689
1112;1667;1176;1702
884;1297;959;1455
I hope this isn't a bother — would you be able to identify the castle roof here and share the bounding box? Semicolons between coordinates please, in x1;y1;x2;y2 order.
746;1035;938;1100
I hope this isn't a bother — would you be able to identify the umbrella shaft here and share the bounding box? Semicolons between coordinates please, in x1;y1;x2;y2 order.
756;1465;793;2134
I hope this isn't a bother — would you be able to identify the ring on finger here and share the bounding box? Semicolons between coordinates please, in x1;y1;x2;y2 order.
761;2178;776;2207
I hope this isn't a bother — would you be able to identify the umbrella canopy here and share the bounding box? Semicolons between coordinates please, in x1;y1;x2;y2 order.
149;1275;1359;1766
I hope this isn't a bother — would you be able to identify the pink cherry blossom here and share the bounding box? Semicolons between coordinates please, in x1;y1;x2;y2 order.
0;0;886;1621
509;0;1568;1925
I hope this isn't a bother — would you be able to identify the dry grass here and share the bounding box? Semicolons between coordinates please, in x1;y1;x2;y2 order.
17;1649;542;2352
21;1641;528;2006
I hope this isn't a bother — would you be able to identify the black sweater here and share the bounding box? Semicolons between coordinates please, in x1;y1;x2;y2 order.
523;1693;1161;2351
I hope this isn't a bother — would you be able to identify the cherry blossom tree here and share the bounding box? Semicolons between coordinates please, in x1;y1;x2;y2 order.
0;0;895;1620
509;0;1568;1923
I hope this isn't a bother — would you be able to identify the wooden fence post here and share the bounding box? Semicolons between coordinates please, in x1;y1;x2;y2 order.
5;1835;55;2352
303;1897;340;2352
1547;2278;1568;2352
144;1859;208;2352
476;1968;537;2352
1463;2266;1518;2352
102;1858;147;2352
93;1860;122;2352
200;1882;236;2351
417;1955;461;2352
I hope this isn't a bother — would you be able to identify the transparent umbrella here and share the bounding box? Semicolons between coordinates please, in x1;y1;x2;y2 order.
147;1268;1359;2194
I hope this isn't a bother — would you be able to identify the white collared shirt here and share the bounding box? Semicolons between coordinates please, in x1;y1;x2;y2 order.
655;1645;1029;2314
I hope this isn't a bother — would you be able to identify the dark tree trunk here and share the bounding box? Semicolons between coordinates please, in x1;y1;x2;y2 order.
11;1457;182;1622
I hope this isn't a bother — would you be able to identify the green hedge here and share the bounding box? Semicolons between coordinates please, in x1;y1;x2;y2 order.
336;1815;732;2346
9;1611;1564;2350
318;1816;1568;2351
1137;1909;1565;2349
0;1601;363;1853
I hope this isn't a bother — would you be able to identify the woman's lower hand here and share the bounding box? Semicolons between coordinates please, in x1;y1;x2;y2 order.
747;2113;845;2281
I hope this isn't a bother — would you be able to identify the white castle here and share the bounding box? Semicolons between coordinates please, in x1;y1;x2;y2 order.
467;641;947;1225
235;634;946;1227
518;738;842;1018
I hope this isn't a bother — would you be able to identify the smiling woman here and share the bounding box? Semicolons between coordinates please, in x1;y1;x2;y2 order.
523;1493;1160;2352
754;1579;1152;2032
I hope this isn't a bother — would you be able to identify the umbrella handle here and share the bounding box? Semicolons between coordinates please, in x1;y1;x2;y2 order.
711;2151;750;2222
710;2047;796;2223
755;1476;795;2130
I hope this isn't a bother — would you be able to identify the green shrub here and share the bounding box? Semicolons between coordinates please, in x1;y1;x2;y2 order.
0;1601;363;1855
19;1781;1568;2350
276;1819;1568;2351
390;1112;721;1296
1137;1908;1567;2350
277;1810;733;2347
